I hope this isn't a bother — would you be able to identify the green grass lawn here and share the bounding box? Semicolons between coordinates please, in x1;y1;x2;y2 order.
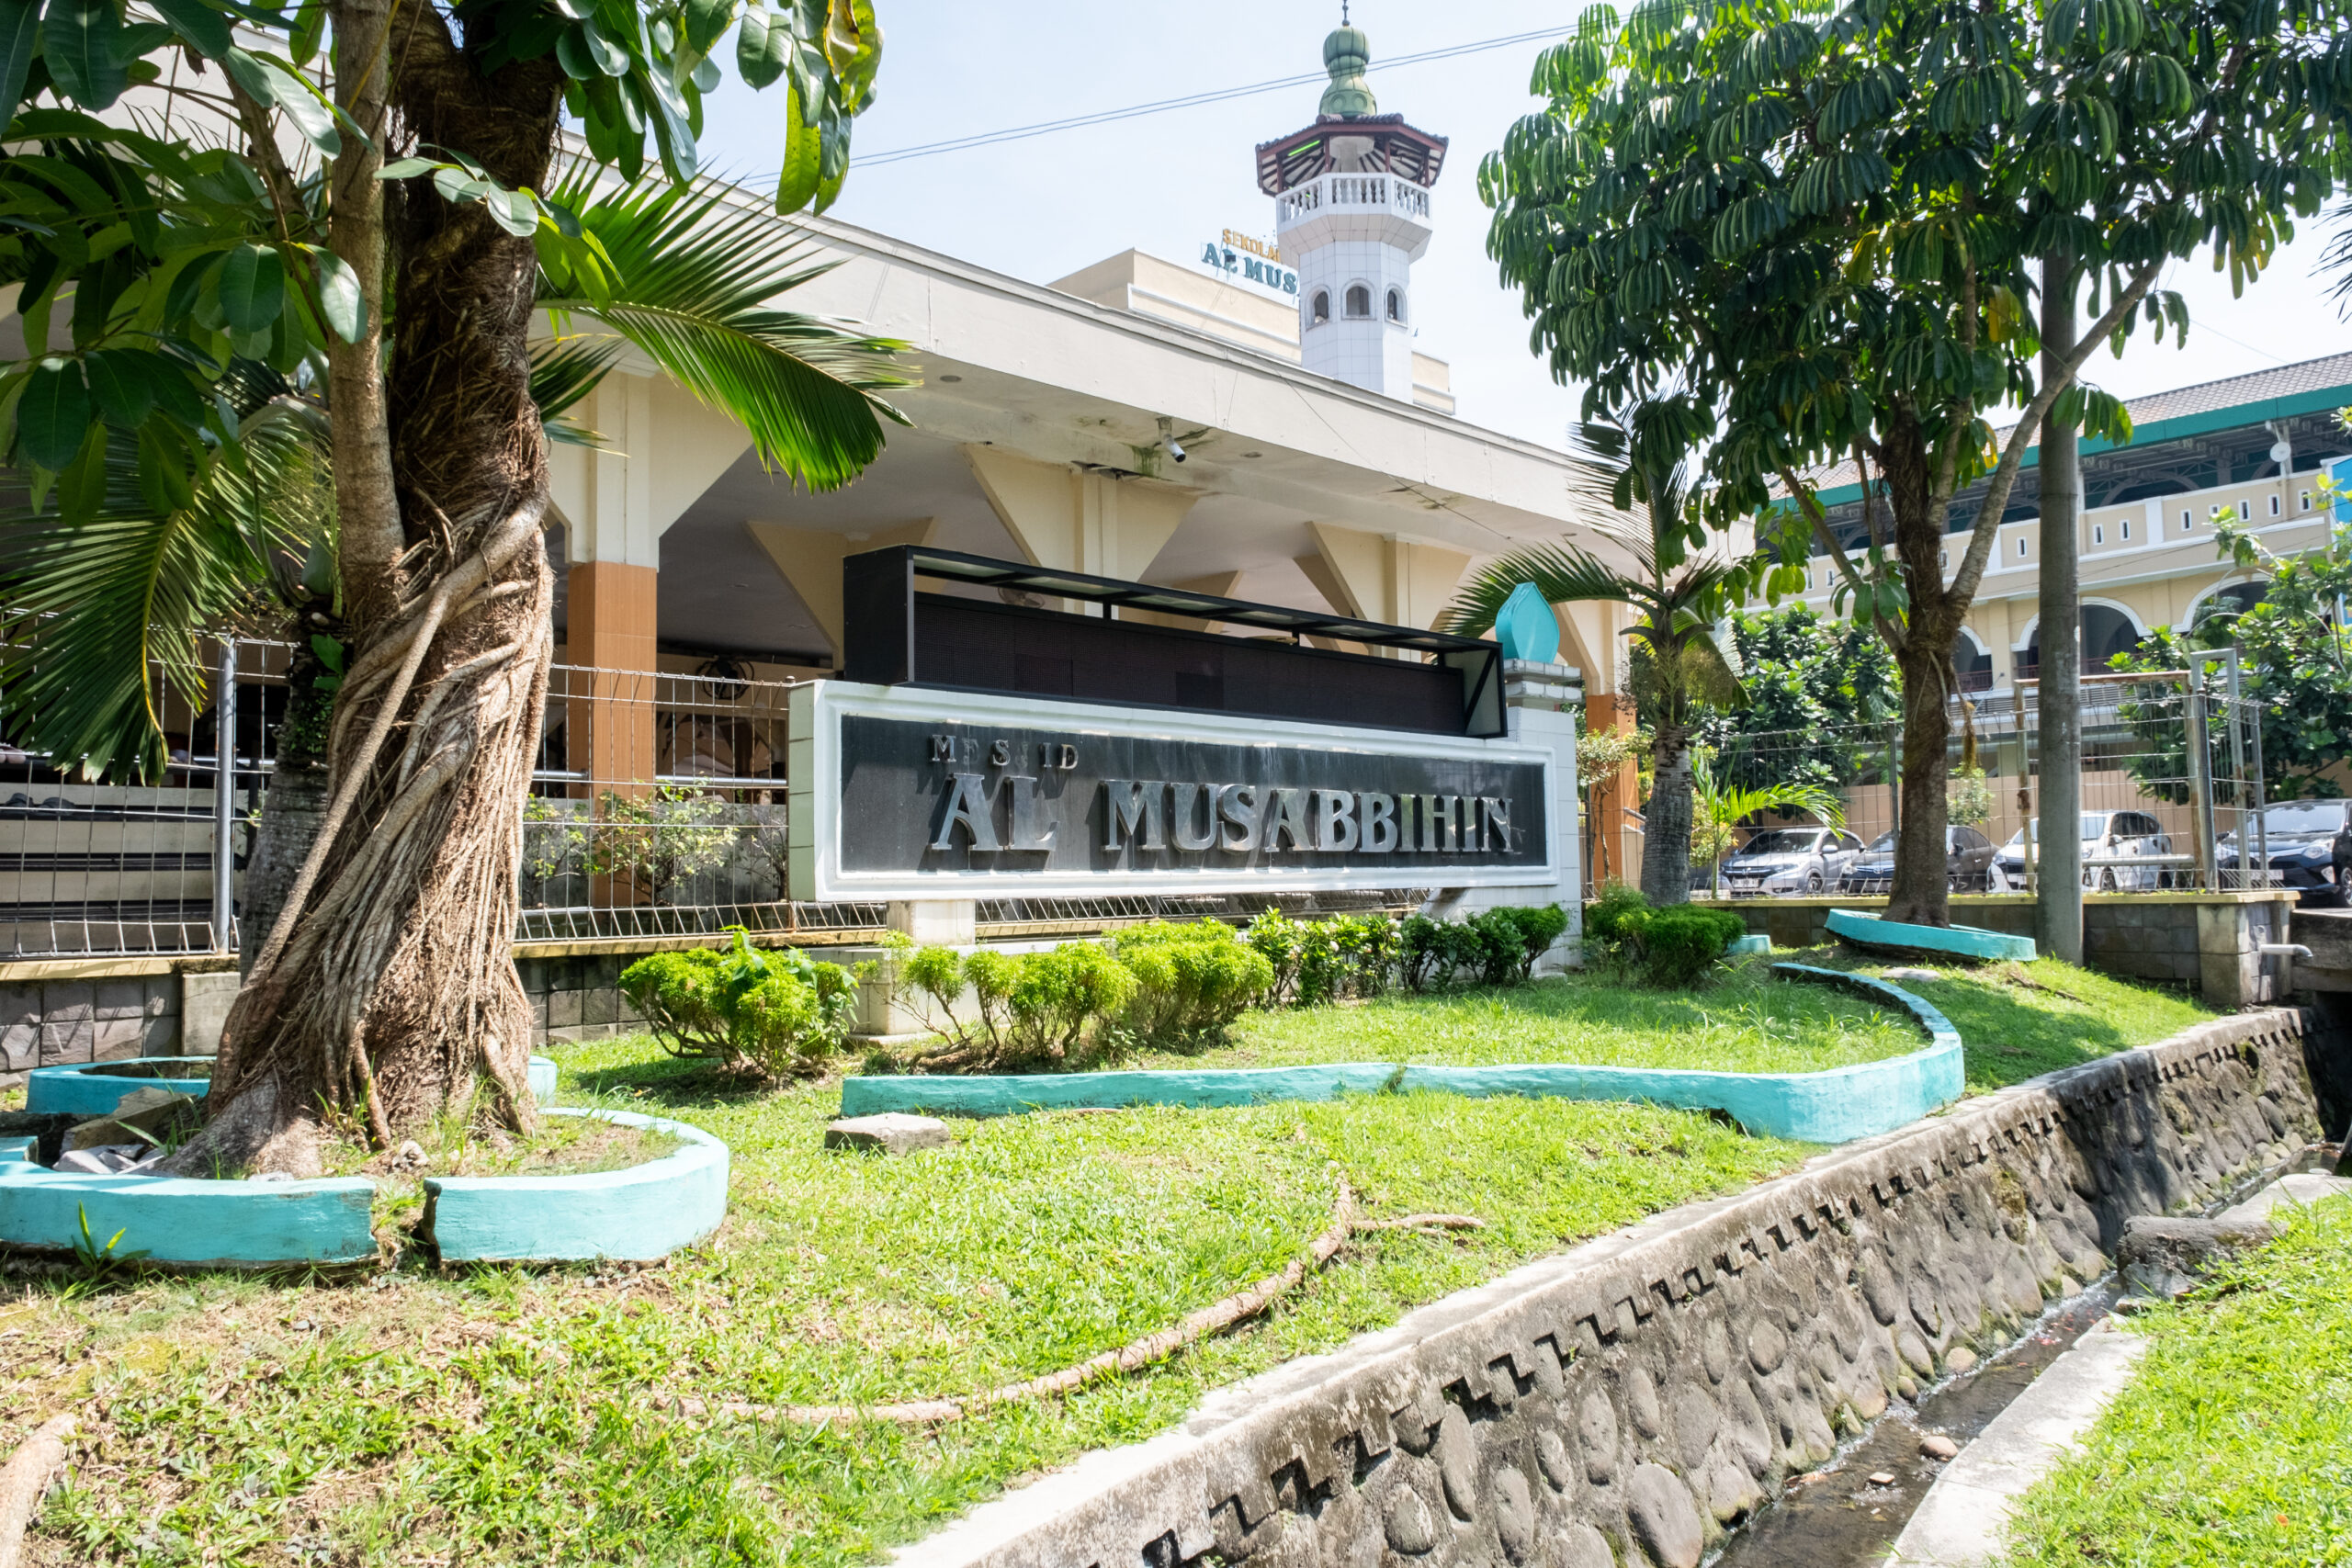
6;949;2217;1565
1996;1195;2352;1568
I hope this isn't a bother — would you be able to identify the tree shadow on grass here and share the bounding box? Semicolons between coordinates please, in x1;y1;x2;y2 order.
564;1050;779;1111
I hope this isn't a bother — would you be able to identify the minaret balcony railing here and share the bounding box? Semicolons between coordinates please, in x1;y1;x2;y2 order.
1276;173;1432;228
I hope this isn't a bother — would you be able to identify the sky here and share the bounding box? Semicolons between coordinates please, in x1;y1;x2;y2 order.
695;2;2352;452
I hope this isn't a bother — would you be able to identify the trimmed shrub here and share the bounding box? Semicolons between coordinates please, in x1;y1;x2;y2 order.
1581;889;1744;987
1245;909;1401;1005
895;939;1137;1067
620;929;865;1077
1112;920;1275;1045
1401;903;1568;988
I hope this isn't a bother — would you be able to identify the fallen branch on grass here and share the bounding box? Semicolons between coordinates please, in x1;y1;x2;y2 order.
0;1412;77;1568
650;1179;1481;1427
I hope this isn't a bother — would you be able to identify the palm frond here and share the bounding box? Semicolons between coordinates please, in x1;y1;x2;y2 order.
1442;540;1641;636
0;397;329;780
537;169;916;492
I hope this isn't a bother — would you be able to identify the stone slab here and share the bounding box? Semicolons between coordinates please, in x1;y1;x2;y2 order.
827;1113;953;1154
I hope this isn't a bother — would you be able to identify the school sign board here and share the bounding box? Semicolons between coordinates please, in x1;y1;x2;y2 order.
786;682;1559;902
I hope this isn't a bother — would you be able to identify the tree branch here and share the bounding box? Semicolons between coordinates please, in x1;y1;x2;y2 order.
327;0;404;626
1949;256;2163;606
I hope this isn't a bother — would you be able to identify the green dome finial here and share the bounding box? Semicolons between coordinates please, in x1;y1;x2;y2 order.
1318;9;1375;118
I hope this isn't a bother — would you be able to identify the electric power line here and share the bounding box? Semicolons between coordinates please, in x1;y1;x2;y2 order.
745;23;1574;184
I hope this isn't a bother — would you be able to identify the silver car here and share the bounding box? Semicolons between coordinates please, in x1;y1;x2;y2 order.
1715;826;1864;897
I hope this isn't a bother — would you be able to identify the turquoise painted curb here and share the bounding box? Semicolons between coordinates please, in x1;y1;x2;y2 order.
423;1108;728;1264
0;1136;34;1164
27;1057;211;1118
840;965;1966;1144
28;1054;557;1120
1826;907;2036;963
0;1161;376;1267
1728;933;1771;956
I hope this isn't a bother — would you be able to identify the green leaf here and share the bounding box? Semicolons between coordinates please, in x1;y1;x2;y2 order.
217;243;286;335
774;83;820;211
377;156;440;179
556;25;599;80
150;0;232;58
58;419;107;522
83;348;154;426
42;0;129;108
309;246;364;342
134;422;196;513
288;0;323;64
684;0;732;53
581;14;628;74
18;358;92;471
738;2;786;87
0;0;44;120
224;47;339;154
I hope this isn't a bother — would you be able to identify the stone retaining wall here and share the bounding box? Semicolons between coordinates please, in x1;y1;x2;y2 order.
897;1007;2339;1568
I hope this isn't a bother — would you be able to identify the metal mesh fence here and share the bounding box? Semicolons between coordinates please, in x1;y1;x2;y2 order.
0;637;1442;957
1680;666;2275;898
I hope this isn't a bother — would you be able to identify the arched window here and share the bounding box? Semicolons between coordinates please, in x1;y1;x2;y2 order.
1344;284;1372;318
1386;288;1404;321
1310;289;1330;325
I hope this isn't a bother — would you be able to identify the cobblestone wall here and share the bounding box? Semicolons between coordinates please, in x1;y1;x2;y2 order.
898;1008;2336;1568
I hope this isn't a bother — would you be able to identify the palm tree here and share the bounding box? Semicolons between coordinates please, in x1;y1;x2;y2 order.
0;170;911;961
1447;416;1753;904
1687;750;1847;897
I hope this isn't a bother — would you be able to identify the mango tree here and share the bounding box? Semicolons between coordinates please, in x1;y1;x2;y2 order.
1483;0;2351;925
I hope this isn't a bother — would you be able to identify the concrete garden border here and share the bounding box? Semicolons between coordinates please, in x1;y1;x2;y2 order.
0;1145;377;1267
1826;907;2038;963
837;964;1965;1144
422;1107;729;1263
26;1055;561;1118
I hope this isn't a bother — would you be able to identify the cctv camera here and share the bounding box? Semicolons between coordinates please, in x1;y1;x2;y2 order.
1169;440;1188;463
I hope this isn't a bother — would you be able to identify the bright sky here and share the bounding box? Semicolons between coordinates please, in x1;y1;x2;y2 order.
695;2;2352;452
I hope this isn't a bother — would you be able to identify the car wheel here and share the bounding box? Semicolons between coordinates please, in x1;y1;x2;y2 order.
2099;869;2118;892
1806;873;1824;894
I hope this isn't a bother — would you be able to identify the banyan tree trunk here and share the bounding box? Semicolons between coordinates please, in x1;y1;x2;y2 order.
173;15;565;1175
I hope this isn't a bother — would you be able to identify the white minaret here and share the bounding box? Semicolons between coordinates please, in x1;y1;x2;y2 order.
1257;16;1448;402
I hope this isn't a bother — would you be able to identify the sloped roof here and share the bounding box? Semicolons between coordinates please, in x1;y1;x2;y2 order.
1790;349;2352;498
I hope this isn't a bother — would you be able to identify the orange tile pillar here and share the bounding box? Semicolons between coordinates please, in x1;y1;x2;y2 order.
1585;693;1640;895
566;560;661;796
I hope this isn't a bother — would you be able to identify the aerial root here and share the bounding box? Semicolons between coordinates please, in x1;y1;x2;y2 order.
647;1179;1482;1427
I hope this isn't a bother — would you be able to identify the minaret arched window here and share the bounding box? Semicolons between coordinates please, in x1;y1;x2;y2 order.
1310;289;1330;325
1344;284;1372;318
1385;288;1405;321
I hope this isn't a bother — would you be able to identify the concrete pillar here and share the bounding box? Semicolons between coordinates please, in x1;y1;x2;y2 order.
745;518;936;664
1422;660;1584;971
1296;521;1470;645
1585;692;1640;896
964;446;1197;603
565;561;661;789
546;367;752;795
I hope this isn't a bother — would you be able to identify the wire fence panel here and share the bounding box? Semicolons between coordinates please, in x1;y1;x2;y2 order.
0;630;2290;955
1677;671;2275;898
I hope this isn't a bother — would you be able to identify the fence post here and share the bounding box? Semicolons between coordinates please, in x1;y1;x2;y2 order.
2184;668;2217;892
212;637;238;953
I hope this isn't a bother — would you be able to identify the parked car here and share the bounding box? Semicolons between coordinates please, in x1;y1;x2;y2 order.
2218;798;2352;906
1713;826;1864;897
1992;811;2174;892
1837;825;1998;894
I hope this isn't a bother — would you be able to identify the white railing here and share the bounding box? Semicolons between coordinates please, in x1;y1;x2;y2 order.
1277;174;1432;228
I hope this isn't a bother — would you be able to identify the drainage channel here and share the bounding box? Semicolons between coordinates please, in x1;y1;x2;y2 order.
1704;1280;2120;1568
1706;1145;2341;1568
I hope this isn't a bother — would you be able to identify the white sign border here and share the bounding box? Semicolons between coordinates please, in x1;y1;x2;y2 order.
788;681;1561;903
